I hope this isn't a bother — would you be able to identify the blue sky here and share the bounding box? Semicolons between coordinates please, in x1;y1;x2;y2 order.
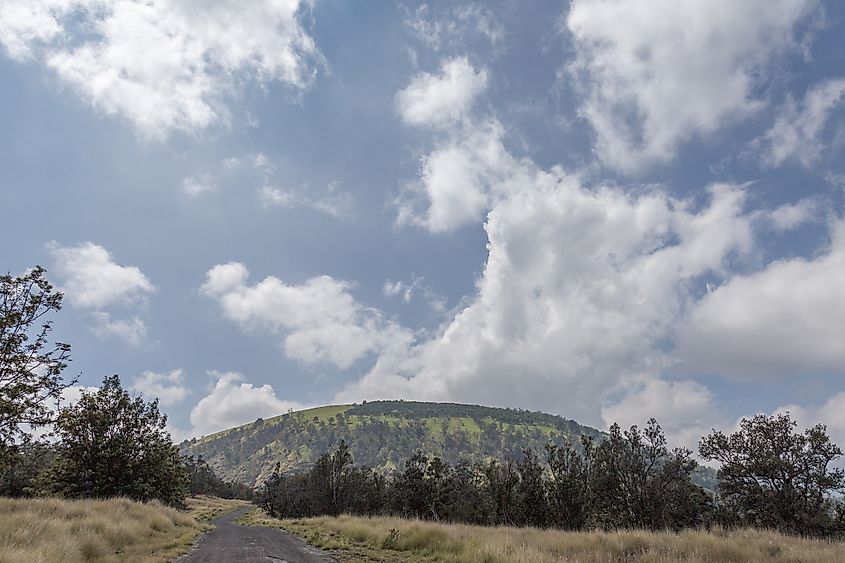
2;0;845;446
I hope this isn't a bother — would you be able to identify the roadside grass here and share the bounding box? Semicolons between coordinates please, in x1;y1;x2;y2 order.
242;513;845;563
0;495;248;563
183;495;250;522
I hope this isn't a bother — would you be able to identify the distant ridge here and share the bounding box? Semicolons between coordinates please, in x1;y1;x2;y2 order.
180;400;606;487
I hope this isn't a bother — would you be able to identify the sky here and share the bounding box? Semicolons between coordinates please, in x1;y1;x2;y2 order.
2;0;845;448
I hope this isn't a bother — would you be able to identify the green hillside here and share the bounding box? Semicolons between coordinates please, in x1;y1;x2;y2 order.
180;400;606;487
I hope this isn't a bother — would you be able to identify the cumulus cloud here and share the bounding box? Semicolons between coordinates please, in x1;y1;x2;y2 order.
49;241;154;310
0;0;320;137
566;0;817;172
188;371;303;437
340;177;758;425
395;58;523;232
396;57;488;129
399;119;520;231
201;263;414;370
677;218;845;377
602;379;722;449
49;241;154;345
131;369;189;407
759;78;845;168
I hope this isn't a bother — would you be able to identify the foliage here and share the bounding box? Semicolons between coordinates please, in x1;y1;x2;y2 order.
0;266;75;466
259;419;713;532
587;419;712;530
183;454;253;500
700;412;845;536
0;440;55;497
49;375;188;506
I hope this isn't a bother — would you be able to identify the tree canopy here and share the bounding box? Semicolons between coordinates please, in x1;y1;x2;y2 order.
0;266;75;467
700;412;845;536
49;375;188;506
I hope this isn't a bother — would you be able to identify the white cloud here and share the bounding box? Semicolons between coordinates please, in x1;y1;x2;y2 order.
189;371;303;437
49;241;154;346
383;279;417;304
131;369;189;407
259;182;354;219
678;217;845;377
764;198;819;231
0;0;320;137
759;78;845;168
602;379;722;449
395;57;528;232
396;57;488;129
181;174;214;197
259;186;299;208
405;4;504;52
190;152;352;217
90;312;148;346
383;276;446;312
49;241;155;309
397;117;525;232
566;0;817;172
340;177;758;425
201;263;414;370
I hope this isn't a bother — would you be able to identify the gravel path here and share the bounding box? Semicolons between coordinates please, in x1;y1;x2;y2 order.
177;507;335;563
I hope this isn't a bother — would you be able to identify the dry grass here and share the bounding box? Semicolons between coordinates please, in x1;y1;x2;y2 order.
0;495;248;563
183;495;250;522
244;513;845;563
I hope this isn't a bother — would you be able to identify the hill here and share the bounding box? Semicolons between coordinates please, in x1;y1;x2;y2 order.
180;400;606;487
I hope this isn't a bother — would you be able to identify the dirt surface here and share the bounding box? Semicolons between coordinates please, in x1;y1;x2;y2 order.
177;507;335;563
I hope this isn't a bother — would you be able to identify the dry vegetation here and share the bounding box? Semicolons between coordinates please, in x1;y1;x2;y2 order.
183;495;250;522
243;513;845;563
0;495;247;563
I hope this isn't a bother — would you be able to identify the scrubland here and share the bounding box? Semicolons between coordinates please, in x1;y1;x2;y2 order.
0;495;247;563
244;513;845;563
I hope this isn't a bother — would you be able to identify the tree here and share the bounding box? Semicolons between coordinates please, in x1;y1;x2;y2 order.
309;440;354;515
545;438;591;529
588;419;711;530
515;449;547;527
0;267;75;466
392;450;430;518
700;412;845;536
0;440;55;497
49;375;188;505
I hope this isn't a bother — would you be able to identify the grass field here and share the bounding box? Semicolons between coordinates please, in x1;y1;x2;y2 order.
0;495;248;563
242;513;845;563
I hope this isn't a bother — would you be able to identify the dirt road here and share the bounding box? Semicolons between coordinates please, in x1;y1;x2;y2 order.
178;507;334;563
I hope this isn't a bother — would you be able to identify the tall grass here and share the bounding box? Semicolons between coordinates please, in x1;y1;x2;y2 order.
252;514;845;563
0;496;220;563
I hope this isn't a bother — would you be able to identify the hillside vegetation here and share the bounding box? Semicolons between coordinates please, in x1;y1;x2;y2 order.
245;513;845;563
181;400;606;486
0;496;246;563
